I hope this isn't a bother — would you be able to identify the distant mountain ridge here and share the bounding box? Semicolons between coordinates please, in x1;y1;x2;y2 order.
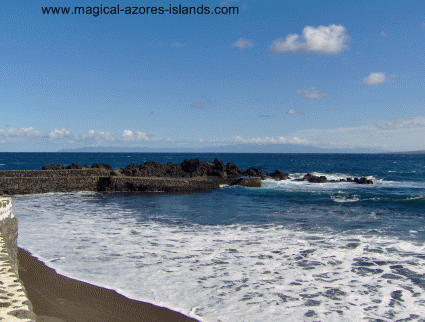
390;150;425;154
58;144;387;153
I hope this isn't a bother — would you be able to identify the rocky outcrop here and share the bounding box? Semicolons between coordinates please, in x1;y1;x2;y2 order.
209;158;227;177
354;177;373;184
292;173;373;184
115;158;259;179
181;159;210;177
91;163;113;171
266;170;290;181
303;173;328;183
0;159;374;195
0;159;266;195
66;163;80;169
66;163;90;170
225;162;243;177
243;168;265;180
42;164;66;170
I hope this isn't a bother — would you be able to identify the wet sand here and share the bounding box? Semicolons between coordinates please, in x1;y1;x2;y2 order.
18;248;200;322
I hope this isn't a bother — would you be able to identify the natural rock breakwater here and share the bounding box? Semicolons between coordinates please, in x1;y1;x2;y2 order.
0;158;373;195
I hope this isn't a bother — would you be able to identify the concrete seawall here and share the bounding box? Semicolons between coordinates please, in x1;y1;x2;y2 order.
0;169;110;195
0;197;36;321
0;170;261;195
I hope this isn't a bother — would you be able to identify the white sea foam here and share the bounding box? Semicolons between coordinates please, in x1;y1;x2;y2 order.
261;178;360;192
369;212;378;219
13;193;425;322
331;195;360;203
261;176;425;192
405;196;424;200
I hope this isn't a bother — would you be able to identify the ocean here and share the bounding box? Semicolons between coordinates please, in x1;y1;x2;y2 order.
2;153;425;321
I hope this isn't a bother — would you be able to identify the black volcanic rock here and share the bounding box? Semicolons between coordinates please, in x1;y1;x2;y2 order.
244;168;265;180
354;177;373;184
138;161;167;177
266;170;290;181
226;162;243;177
303;173;328;183
123;164;140;176
42;164;65;170
66;163;83;169
208;158;227;177
40;159;373;185
91;163;113;171
110;168;124;176
164;162;185;177
181;159;212;177
212;158;226;171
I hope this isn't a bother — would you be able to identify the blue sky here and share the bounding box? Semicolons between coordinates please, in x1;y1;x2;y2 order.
1;0;424;152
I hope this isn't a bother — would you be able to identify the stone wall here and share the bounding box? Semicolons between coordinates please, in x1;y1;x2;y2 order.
0;170;262;195
0;170;110;195
0;198;18;273
0;176;101;195
99;177;221;193
0;169;110;178
0;197;36;321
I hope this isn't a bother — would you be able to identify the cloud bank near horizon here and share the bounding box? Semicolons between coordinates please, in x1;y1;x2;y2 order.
2;116;424;152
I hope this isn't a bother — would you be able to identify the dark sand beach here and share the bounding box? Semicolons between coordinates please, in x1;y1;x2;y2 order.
18;248;200;322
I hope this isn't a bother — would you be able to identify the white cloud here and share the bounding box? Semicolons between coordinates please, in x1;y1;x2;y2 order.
82;130;115;142
270;34;302;53
49;128;71;139
231;38;254;50
211;135;310;145
0;127;43;139
298;87;328;99
375;116;425;130
3;116;425;152
287;109;304;115
135;131;151;140
293;116;425;151
117;130;158;142
363;72;387;85
122;129;133;139
270;24;349;54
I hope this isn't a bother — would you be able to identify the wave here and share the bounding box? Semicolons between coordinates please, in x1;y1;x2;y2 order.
15;201;425;322
331;195;360;203
260;175;425;192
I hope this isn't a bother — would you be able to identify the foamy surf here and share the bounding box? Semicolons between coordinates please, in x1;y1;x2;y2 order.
13;192;425;322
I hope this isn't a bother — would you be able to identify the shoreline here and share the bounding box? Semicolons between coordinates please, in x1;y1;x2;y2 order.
18;247;201;322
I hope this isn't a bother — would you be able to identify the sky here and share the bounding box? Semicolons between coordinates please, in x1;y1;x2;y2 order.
1;0;424;152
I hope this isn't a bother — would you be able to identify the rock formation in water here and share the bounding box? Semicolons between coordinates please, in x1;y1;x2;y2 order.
41;158;373;185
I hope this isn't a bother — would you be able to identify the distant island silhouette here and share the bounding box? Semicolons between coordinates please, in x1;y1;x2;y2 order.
57;144;387;154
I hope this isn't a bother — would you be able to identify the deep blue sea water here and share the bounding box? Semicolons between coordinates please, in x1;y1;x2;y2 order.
2;153;425;321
